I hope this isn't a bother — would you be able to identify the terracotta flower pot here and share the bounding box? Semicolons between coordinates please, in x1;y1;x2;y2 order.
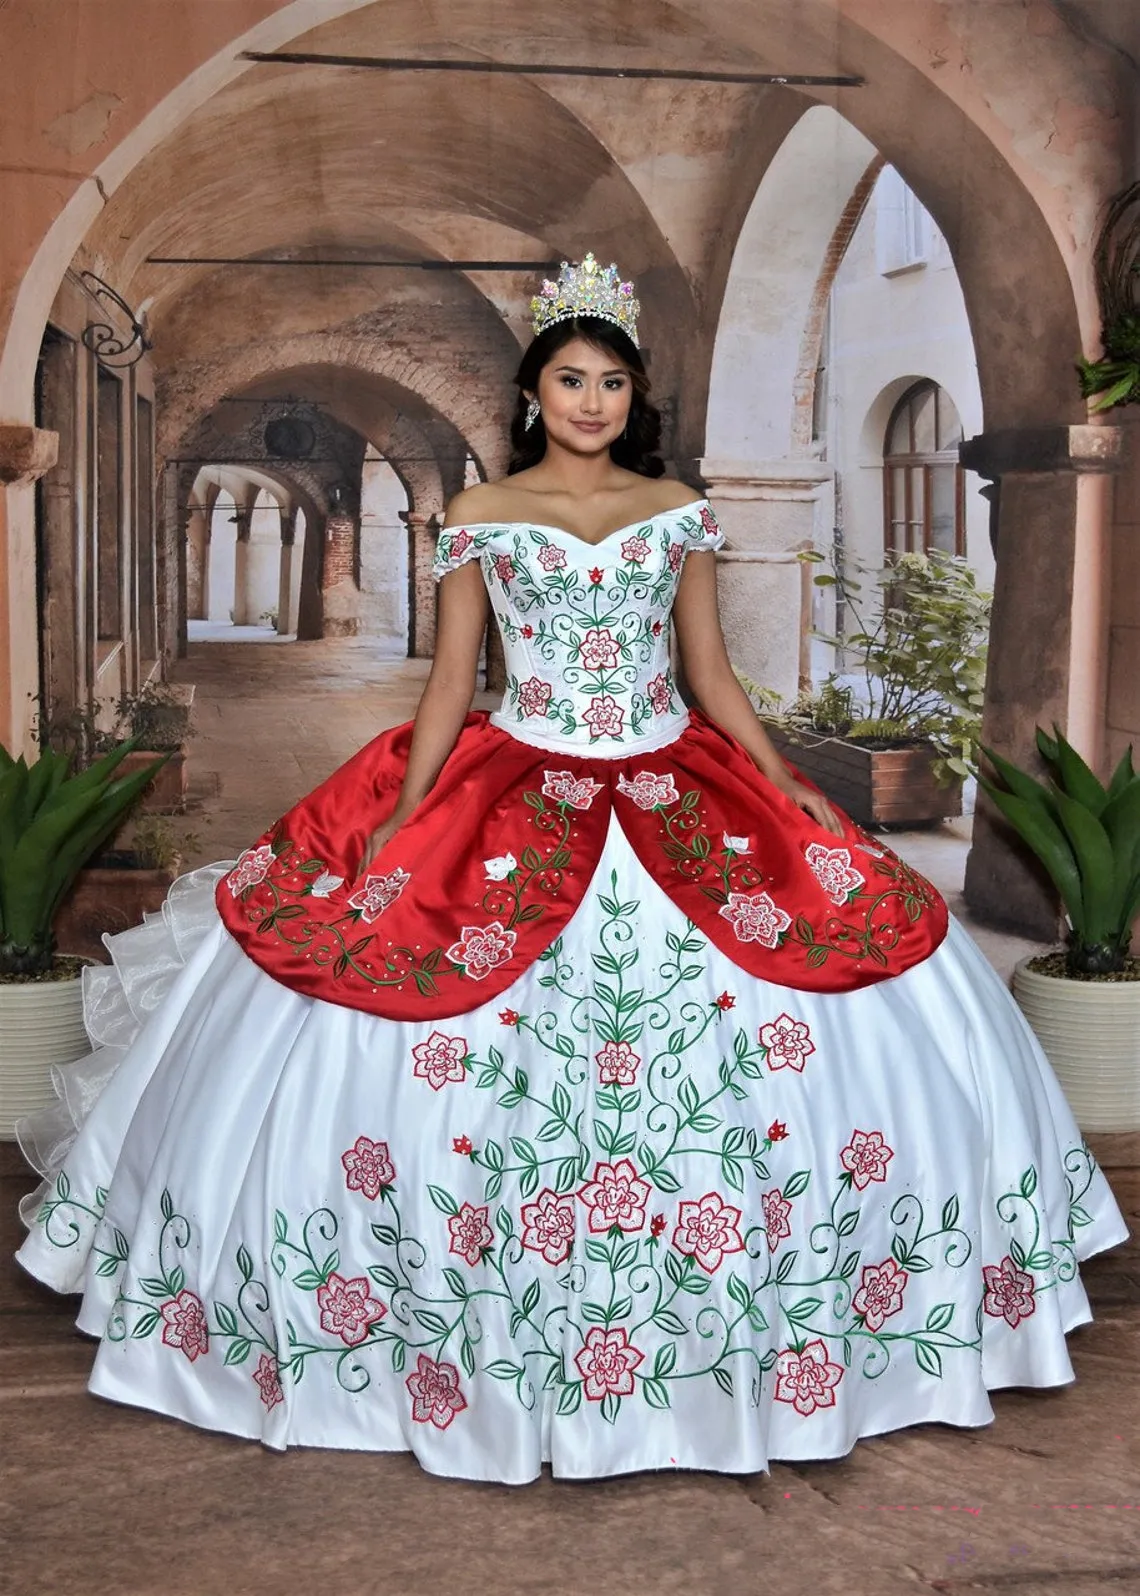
53;850;180;964
764;725;962;828
0;969;90;1139
1013;956;1140;1132
118;748;188;812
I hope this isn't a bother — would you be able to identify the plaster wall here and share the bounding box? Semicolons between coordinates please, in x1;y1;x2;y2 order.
358;451;409;655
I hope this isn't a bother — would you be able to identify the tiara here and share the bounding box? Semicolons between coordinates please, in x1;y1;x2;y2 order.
531;251;640;345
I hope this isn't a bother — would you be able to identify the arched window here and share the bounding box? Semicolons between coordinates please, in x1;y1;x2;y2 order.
883;381;964;558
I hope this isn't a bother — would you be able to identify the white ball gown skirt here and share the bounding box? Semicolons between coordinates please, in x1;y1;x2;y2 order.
14;800;1129;1483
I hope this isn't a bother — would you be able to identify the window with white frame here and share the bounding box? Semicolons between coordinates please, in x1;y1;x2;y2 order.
875;165;932;275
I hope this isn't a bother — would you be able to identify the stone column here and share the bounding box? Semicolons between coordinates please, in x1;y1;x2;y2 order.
231;507;253;625
402;510;439;659
320;511;360;637
0;426;59;752
277;507;297;635
186;505;210;620
699;460;833;702
960;423;1125;938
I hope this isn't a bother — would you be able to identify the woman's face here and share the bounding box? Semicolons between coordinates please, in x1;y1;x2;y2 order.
531;337;633;456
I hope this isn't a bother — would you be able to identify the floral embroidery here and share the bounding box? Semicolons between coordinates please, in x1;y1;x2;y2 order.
445;922;517;980
574;1328;644;1402
579;627;621;670
621;534;649;563
578;1160;651;1234
316;1272;387;1346
588;566;604;585
699;505;720;540
447;528;473;563
227;844;275;896
346;868;411;923
761;1189;793;1252
537;543;566;571
411;1032;470;1091
342;1136;396;1198
452;1135;473;1155
448;1202;494;1266
517;678;552;717
616;770;678;810
715;991;736;1011
521;1189;576;1264
840;1129;894;1190
310;870;343;898
672;1192;745;1274
647;673;672;715
723;833;751;854
254;1353;284;1410
804;843;866;906
542;770;603;809
583;695;625;740
493;555;515;584
160;1290;209;1361
499;1008;520;1026
483;852;517;880
768;1119;789;1143
982;1256;1037;1326
774;1340;844;1415
595;1040;641;1085
852;1259;909;1331
758;1014;816;1073
718;891;792;948
407;1355;467;1429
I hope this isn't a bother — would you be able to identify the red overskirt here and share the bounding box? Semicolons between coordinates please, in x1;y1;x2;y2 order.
215;711;948;1020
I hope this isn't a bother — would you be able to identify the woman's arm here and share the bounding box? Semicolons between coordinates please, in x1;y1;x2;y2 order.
356;556;489;872
672;551;844;836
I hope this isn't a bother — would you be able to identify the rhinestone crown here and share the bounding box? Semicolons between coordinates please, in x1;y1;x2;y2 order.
531;251;640;346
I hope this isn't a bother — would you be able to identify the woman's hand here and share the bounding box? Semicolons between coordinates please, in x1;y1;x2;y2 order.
357;814;404;877
780;779;844;837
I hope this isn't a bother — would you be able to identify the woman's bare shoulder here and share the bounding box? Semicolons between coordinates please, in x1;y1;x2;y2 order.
646;477;708;514
442;480;526;529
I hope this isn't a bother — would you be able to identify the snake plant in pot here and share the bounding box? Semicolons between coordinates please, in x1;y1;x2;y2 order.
980;726;1140;1132
0;737;167;1136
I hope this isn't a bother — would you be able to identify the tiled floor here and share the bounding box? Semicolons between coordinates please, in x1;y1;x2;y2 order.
2;638;1137;1596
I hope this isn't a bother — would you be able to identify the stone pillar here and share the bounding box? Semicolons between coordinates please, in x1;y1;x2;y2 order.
231;508;253;625
277;507;297;635
960;423;1125;938
186;505;210;620
321;511;360;637
699;460;833;702
0;426;59;752
402;511;439;660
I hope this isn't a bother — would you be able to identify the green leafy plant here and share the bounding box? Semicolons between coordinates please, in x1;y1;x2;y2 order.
1076;179;1140;412
757;550;990;784
127;811;201;872
117;682;193;753
980;726;1140;978
0;740;168;977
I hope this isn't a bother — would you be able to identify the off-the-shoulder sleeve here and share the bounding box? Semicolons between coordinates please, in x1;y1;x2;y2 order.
432;525;485;582
685;501;725;551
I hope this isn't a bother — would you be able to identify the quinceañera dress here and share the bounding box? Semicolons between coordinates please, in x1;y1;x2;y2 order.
16;499;1128;1483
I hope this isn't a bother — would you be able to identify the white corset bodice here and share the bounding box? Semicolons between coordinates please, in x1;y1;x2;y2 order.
432;499;725;756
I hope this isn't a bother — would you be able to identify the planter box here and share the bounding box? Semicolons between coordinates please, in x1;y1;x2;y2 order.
765;725;962;828
119;748;187;812
53;850;179;963
0;970;89;1139
1013;957;1140;1133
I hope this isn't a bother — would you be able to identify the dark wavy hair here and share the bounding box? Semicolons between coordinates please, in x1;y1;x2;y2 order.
507;316;665;478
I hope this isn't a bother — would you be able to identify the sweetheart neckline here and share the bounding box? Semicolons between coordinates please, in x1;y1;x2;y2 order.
444;498;711;551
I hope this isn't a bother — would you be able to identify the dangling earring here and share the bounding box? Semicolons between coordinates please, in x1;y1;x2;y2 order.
524;398;541;432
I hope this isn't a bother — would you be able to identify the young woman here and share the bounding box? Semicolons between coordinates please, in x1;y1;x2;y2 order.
16;253;1127;1484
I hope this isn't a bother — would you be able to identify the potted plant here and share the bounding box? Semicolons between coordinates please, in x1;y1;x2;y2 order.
749;550;990;827
980;726;1140;1131
53;811;201;963
114;681;195;811
0;739;166;1136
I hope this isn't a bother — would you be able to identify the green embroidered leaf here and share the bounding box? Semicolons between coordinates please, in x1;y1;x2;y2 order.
806;947;830;968
132;1309;160;1339
839;1250;860;1280
610;1295;633;1322
581;1302;609;1325
610;1131;637;1156
760;1349;779;1373
782;1170;810;1199
941;1195;960;1232
413;1309;451;1338
370;1223;398;1246
613;1239;639;1273
776;1249;799;1283
664;1249;684;1286
681;790;700;812
653;1308;688;1335
593;951;622;975
497;1088;524;1109
519;1164;539;1198
722;1127;746;1157
596;1122;616;1154
679;1270;710;1296
274;1210;288;1243
689;1113;721;1134
523;791;545;812
521;846;542;872
837;1210;859;1238
168;1266;186;1296
1019;1166;1039;1200
747;1304;768;1332
460;1336;476;1378
914;1340;943;1378
292;1269;324;1290
721;1156;744;1193
556;1380;583;1416
712;1365;734;1398
390;1339;406;1373
160;1188;174;1221
319;1250;339;1283
551;1082;572;1120
536;1117;565;1143
55;1172;71;1201
482;1140;504;1171
510;1136;537;1165
617;1089;641;1114
443;1268;468;1298
1008;1235;1028;1270
427;1185;460;1218
678;1077;700;1117
112;1228;129;1260
224;1337;252;1366
600;1391;622;1425
585;1238;610;1265
905;1254;932;1273
890;1234;909;1266
727;1274;752;1311
139;1275;170;1299
521;1279;541;1317
477;1065;500;1089
649;1166;682;1195
496;1206;515;1238
653;1342;678;1378
667;1028;686;1054
786;1296;823;1325
553;1157;579;1195
368;1264;398;1289
95;1255;121;1277
516;904;545;924
486;1358;523;1381
925;1302;954;1333
642;1377;671;1409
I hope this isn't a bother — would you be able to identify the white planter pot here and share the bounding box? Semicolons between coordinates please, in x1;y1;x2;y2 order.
0;972;90;1139
1013;956;1140;1133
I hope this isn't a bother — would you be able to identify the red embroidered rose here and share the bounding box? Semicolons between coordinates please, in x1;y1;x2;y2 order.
840;1129;895;1190
342;1135;396;1198
982;1255;1037;1327
672;1191;745;1274
542;770;604;810
537;543;566;572
595;1040;641;1085
160;1290;209;1362
499;1008;520;1026
666;541;684;572
621;534;650;563
316;1272;386;1346
761;1189;792;1252
616;770;678;810
718;891;792;948
411;1031;469;1091
589;566;604;584
226;844;275;896
579;627;621;671
521;1188;576;1264
517;676;552;717
767;1119;788;1143
853;1259;908;1332
651;619;663;636
493;554;515;584
447;528;472;562
448;1201;494;1267
583;695;625;739
520;623;534;639
699;505;720;539
253;1352;284;1410
650;1213;666;1238
715;991;736;1011
446;921;517;980
346;867;411;923
774;1339;844;1415
578;1159;651;1234
406;1354;467;1429
758;1014;816;1073
574;1327;644;1401
452;1135;473;1155
804;842;865;906
647;673;672;715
